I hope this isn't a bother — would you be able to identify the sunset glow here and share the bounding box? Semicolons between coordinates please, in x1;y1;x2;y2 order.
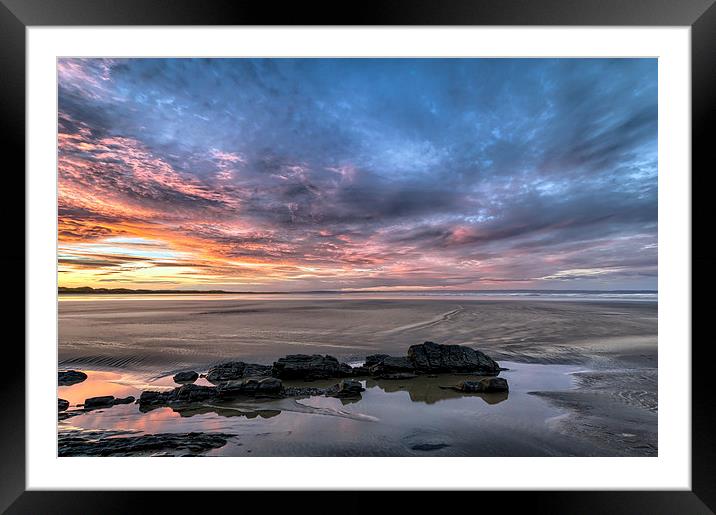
58;58;657;291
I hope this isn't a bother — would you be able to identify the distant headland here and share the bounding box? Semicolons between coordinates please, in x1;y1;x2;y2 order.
58;286;233;295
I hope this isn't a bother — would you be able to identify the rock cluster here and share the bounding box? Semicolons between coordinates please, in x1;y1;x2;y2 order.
59;342;506;418
139;378;283;409
139;375;368;410
58;431;234;457
368;356;415;375
83;395;136;410
173;371;199;384
188;342;500;385
366;342;501;376
58;370;87;386
217;377;283;397
140;384;216;406
326;379;365;398
206;362;272;383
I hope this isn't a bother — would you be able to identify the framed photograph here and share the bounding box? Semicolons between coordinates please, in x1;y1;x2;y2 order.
3;0;713;512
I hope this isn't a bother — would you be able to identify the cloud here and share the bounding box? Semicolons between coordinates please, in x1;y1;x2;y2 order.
57;58;658;290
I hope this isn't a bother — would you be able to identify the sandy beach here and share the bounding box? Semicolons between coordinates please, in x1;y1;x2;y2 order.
57;293;657;457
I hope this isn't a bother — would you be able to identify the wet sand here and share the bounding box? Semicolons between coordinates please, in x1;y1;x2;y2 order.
58;295;657;456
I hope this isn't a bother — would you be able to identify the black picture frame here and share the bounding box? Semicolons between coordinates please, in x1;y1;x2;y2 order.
1;0;713;513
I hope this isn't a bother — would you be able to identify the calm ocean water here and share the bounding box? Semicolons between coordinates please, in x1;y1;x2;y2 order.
59;289;657;302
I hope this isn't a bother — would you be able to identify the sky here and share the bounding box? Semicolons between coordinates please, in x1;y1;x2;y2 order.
57;58;657;291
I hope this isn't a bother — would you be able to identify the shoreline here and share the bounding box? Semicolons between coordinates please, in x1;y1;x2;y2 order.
58;360;586;456
58;357;657;457
58;297;657;457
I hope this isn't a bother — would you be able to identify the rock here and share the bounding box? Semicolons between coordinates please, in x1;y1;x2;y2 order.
350;366;371;376
138;391;162;404
216;377;283;398
327;379;365;398
58;370;87;386
173;371;199;384
364;354;389;368
243;363;274;377
403;430;452;451
455;377;509;393
368;355;415;375
378;372;417;380
140;384;217;407
273;378;367;400
206;362;271;383
82;395;136;410
272;354;353;380
83;396;115;409
58;431;234;457
410;442;450;451
58;398;69;411
408;341;500;374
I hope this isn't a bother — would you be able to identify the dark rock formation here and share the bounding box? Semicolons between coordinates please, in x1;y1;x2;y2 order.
58;370;87;386
410;442;451;451
83;395;136;410
139;378;283;409
327;379;365;398
58;398;69;411
206;362;272;383
350;366;370;376
264;342;500;380
272;354;353;380
408;341;500;374
173;371;199;384
216;377;283;398
454;377;509;393
139;375;365;411
282;379;366;401
364;354;389;368
139;384;217;407
58;431;234;457
83;396;115;409
126;343;503;414
367;355;415;375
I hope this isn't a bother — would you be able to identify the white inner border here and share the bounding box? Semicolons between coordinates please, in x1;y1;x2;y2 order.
27;27;691;490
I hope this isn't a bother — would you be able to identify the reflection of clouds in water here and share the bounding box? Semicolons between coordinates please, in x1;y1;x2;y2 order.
58;370;138;405
58;362;596;456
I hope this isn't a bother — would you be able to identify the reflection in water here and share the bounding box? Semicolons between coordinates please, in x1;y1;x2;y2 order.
59;362;592;456
141;402;282;420
58;370;139;406
366;374;509;405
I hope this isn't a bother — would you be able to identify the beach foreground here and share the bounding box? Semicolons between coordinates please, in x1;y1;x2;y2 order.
58;294;657;457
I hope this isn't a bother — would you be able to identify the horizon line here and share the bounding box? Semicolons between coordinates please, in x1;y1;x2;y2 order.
58;286;658;294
